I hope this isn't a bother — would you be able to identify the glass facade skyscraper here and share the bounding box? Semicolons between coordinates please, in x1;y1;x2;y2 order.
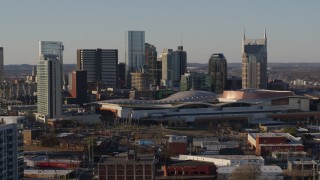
208;53;227;93
125;31;145;86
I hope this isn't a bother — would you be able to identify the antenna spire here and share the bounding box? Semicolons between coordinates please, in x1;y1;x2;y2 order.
264;28;267;39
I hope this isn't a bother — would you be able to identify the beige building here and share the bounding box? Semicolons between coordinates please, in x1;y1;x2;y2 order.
242;30;267;89
131;72;149;91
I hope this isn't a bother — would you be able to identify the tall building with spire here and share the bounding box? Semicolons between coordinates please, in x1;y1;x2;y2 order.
242;30;267;89
0;47;3;82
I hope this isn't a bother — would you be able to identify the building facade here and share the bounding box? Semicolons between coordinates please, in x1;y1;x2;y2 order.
37;55;62;119
145;43;159;86
0;116;24;180
208;53;227;93
70;70;87;105
125;31;145;86
0;47;3;82
131;72;149;91
242;30;267;89
161;46;187;89
118;63;126;89
77;49;118;88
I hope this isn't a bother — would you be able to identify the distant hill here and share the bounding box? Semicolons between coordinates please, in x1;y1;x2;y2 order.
4;64;76;78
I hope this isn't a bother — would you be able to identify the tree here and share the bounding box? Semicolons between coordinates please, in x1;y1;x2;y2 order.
230;165;261;180
282;127;297;136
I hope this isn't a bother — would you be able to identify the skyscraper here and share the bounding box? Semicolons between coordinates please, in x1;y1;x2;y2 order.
145;43;158;86
0;47;3;82
161;46;187;89
208;53;227;93
125;31;145;86
37;55;62;119
77;49;118;88
0;116;24;180
172;46;187;87
70;70;87;105
242;30;268;89
39;41;64;88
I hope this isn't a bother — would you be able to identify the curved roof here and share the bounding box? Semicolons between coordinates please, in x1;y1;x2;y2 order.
98;90;217;105
161;90;217;103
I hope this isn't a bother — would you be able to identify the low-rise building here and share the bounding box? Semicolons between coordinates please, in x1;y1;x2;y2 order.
217;165;283;180
179;155;264;166
248;133;304;155
98;151;155;180
163;160;216;178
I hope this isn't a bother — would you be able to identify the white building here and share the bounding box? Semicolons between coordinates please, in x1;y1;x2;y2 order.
178;155;264;166
37;55;62;119
0;116;24;180
217;165;283;180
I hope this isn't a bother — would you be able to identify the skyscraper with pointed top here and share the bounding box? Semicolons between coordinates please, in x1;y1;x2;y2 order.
242;30;267;89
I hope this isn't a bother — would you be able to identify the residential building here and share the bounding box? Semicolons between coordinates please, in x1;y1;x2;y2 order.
125;31;145;87
77;49;118;88
0;116;24;180
37;54;62;119
242;30;267;89
208;53;227;93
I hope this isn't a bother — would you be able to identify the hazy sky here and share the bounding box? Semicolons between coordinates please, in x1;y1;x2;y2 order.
0;0;319;65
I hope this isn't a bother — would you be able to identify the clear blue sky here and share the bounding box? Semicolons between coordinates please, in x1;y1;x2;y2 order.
0;0;319;65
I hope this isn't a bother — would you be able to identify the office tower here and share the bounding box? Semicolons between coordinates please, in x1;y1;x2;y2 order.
180;72;211;91
172;46;187;85
77;49;118;88
161;48;174;88
39;41;64;84
0;47;3;82
242;30;268;89
118;63;126;88
145;43;158;85
37;55;62;119
0;116;24;180
208;53;227;93
70;70;87;105
125;31;145;86
161;46;187;89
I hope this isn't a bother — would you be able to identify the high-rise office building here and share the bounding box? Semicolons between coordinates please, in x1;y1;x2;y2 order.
145;43;159;85
242;30;268;89
0;116;24;180
70;70;87;105
161;46;187;89
161;48;174;88
77;49;118;88
125;31;145;86
118;63;126;89
172;46;187;87
208;53;227;93
180;72;211;91
37;55;62;119
39;41;64;91
0;47;3;82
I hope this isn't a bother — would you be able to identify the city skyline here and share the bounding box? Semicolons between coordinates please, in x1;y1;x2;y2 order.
0;0;319;64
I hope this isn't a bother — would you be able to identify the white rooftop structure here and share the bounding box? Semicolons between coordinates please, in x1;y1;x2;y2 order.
217;165;283;180
179;155;264;166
